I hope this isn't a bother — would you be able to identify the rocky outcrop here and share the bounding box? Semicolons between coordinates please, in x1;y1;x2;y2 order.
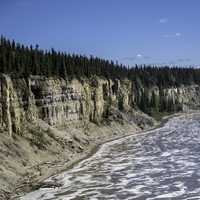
0;74;199;137
163;85;200;110
0;75;135;136
139;85;200;112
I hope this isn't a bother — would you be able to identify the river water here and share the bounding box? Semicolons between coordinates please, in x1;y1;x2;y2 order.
20;114;200;200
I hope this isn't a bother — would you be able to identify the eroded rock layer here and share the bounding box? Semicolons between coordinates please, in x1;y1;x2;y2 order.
0;75;199;137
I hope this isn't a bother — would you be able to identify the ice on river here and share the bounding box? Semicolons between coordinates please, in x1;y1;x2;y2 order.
20;114;200;200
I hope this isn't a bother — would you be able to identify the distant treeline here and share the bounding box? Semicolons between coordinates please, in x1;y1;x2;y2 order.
0;35;199;88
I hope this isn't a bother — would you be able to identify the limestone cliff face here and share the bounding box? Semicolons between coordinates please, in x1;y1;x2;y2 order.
0;74;199;136
163;86;200;110
0;75;134;136
141;85;200;111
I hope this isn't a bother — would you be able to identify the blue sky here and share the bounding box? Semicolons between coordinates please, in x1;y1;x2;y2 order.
0;0;200;66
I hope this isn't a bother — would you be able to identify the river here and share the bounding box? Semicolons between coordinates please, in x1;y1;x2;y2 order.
20;114;200;200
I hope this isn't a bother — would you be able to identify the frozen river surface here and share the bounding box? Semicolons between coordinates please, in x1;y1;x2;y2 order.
21;114;200;200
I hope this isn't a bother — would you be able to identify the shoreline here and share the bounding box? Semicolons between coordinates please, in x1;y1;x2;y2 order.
53;111;192;176
8;111;191;200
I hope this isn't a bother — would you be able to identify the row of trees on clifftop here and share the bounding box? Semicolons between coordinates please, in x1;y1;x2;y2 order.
0;36;200;88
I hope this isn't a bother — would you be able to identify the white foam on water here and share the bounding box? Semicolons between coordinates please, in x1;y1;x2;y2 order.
161;152;171;157
20;114;200;200
147;187;186;199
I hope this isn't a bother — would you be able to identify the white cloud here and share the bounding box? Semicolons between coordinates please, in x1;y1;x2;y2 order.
163;32;182;38
159;18;168;24
175;32;181;37
123;54;150;61
136;54;143;58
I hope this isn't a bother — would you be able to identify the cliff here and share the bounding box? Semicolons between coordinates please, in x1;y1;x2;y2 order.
0;75;153;137
0;74;199;199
